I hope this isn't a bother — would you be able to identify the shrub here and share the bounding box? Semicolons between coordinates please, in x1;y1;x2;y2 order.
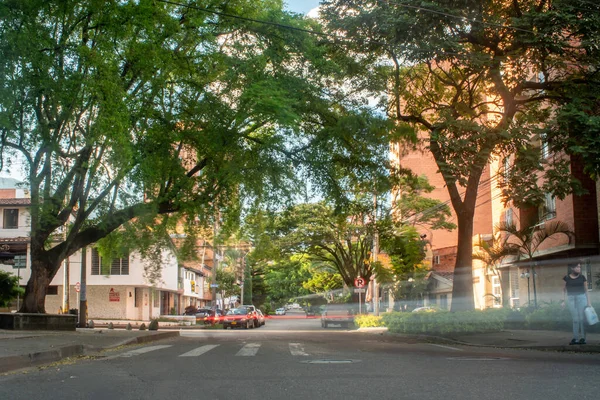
382;309;505;335
139;323;147;330
524;302;571;331
354;314;385;328
148;319;159;331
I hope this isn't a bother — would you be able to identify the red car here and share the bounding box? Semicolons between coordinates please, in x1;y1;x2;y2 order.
222;308;256;329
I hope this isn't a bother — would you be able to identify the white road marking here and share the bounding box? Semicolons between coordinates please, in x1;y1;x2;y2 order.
428;343;463;351
289;343;309;356
236;343;261;356
119;345;173;357
178;344;220;357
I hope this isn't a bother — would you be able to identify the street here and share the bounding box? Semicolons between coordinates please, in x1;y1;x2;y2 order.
1;311;600;400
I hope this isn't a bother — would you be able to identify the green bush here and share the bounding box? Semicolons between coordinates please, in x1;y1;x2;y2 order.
382;309;506;335
524;302;571;331
148;319;159;331
354;314;385;328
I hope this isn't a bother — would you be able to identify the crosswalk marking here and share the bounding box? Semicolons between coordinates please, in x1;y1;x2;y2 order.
179;344;220;357
236;343;261;357
119;345;173;358
289;343;309;356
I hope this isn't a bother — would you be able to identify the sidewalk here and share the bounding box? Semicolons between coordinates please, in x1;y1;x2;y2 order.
358;327;600;352
0;328;179;373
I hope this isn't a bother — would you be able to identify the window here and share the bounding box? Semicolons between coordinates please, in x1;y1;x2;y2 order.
3;209;18;229
433;255;440;265
47;286;59;295
540;133;550;159
492;276;502;307
539;193;556;221
503;156;512;178
505;208;513;226
153;290;160;307
91;248;129;275
510;270;520;308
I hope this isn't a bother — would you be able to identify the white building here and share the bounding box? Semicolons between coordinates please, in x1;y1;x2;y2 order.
0;178;200;320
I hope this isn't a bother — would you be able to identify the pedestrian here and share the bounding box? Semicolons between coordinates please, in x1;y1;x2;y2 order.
562;262;591;345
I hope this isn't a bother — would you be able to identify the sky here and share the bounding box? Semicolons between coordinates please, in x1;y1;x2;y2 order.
284;0;322;15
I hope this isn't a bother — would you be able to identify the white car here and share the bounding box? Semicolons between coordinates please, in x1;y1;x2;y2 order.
275;308;286;315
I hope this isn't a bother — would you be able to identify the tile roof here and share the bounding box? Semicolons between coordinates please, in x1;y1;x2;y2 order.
0;198;31;206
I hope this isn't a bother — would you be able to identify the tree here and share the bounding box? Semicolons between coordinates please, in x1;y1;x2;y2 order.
0;270;24;308
0;0;393;312
216;268;238;308
321;0;600;310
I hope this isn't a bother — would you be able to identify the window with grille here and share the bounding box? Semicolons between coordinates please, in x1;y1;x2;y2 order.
3;209;18;229
538;193;556;221
505;208;513;226
91;248;129;275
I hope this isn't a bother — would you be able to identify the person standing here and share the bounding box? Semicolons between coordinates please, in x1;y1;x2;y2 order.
562;263;592;345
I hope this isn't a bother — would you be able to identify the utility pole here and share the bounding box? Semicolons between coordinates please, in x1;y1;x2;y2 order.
78;247;87;327
211;210;219;309
62;228;70;313
373;192;379;316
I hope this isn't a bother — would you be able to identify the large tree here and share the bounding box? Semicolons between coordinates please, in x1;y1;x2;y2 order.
321;0;600;310
0;0;393;313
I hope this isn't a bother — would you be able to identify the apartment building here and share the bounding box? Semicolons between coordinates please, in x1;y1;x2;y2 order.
391;139;600;310
0;178;210;320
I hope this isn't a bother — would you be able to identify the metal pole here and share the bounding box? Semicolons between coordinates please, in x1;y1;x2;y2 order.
532;265;538;308
16;257;21;310
212;211;219;309
373;192;379;316
78;247;87;327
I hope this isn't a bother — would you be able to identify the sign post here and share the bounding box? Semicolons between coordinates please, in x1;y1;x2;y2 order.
354;277;366;314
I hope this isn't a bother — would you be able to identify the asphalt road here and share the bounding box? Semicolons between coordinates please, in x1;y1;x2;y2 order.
2;311;600;400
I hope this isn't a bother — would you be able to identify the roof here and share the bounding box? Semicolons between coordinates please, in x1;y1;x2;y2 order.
0;198;31;206
429;271;455;282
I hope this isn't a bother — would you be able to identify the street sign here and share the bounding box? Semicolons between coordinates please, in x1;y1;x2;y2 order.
354;276;366;288
354;288;366;293
75;282;80;292
210;283;219;288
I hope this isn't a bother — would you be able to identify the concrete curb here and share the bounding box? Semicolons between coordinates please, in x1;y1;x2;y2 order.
381;331;600;353
0;344;84;374
0;330;180;374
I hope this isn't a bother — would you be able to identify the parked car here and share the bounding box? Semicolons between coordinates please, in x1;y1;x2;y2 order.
256;309;266;326
203;309;224;325
411;306;439;313
321;304;354;329
192;308;213;323
242;305;259;326
222;308;255;329
275;308;286;315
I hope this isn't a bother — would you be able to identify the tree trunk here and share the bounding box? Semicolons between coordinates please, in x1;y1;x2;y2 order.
450;211;475;312
19;259;55;313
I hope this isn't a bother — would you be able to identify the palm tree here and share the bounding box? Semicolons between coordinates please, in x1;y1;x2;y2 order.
495;218;575;308
473;235;516;308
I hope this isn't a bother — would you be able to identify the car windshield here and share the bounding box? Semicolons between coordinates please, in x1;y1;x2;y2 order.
226;308;248;315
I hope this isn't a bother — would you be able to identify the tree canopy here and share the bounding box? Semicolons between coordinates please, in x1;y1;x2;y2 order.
0;0;395;312
320;0;600;310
